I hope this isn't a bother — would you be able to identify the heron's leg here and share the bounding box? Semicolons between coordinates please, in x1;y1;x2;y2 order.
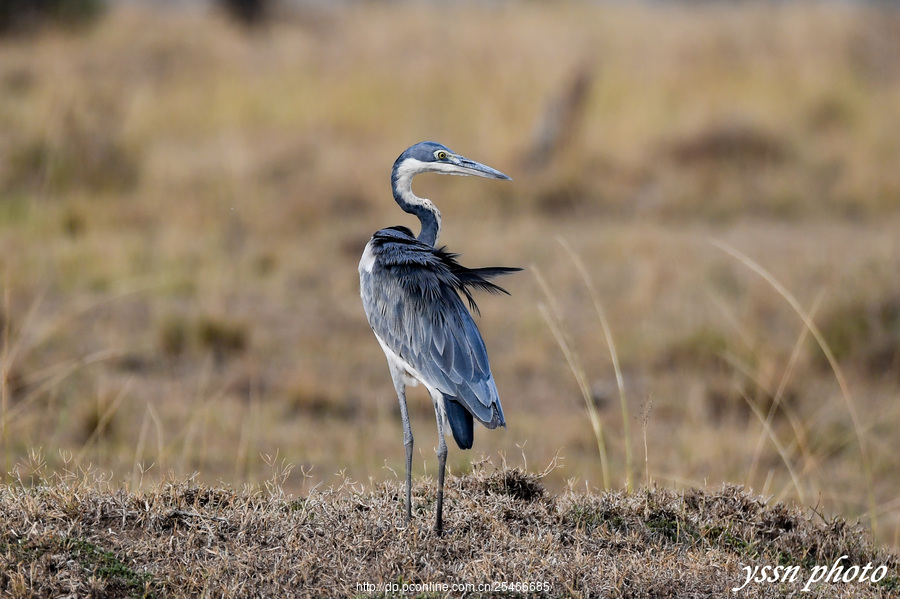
435;432;448;535
430;392;448;535
390;368;413;524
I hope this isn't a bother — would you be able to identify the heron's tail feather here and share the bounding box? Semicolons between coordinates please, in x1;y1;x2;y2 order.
445;398;475;450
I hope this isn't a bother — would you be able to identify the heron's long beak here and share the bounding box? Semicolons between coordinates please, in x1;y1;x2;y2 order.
439;155;513;181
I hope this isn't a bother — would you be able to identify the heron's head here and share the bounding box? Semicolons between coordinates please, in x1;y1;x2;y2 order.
393;141;512;182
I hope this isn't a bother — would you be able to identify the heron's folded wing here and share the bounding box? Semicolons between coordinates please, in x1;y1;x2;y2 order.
360;228;508;428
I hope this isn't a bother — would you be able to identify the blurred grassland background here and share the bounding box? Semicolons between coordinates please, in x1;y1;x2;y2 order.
1;0;899;548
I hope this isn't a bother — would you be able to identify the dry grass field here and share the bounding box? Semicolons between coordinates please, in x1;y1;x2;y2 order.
1;0;899;575
2;463;898;597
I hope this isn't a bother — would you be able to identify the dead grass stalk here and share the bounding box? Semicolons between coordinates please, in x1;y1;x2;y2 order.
710;239;878;537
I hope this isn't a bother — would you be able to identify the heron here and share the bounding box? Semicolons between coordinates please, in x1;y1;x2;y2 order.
359;141;520;534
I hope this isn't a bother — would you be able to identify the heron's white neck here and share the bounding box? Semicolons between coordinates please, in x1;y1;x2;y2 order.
392;160;442;246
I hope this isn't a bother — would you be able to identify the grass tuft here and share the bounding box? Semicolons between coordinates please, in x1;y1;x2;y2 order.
472;466;547;502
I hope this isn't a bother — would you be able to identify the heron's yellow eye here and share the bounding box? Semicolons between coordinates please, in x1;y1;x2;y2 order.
435;151;448;160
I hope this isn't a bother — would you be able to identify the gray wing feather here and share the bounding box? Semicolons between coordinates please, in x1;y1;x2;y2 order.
360;227;517;428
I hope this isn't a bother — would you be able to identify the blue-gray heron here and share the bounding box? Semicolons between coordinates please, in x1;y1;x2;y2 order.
359;141;519;534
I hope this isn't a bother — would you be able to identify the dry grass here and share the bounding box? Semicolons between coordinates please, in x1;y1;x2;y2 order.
1;460;897;598
1;0;899;568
